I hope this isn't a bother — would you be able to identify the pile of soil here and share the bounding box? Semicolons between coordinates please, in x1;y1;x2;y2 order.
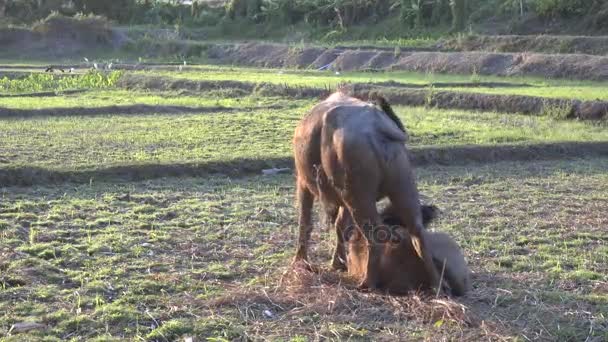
0;15;129;58
207;42;608;81
439;35;608;56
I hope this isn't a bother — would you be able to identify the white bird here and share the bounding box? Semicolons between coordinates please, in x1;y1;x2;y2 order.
69;68;75;73
335;71;341;75
84;57;89;62
108;63;113;70
178;65;183;72
93;63;98;70
183;61;187;66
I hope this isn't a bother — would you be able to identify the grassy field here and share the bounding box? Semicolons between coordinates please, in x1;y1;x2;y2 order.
0;90;295;109
2;65;608;101
2;95;607;172
137;67;608;101
1;60;608;341
1;158;607;340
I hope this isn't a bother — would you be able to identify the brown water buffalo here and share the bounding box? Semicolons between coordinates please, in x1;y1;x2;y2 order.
347;204;471;296
292;91;441;291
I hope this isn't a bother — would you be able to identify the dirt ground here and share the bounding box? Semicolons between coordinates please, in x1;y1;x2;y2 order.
0;15;129;58
439;34;608;56
206;42;608;81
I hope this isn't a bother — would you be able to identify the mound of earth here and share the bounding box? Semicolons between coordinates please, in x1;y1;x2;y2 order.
0;15;129;58
207;42;608;81
439;35;608;56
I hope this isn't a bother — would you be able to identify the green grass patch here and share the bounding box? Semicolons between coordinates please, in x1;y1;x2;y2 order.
0;89;303;110
1;99;607;171
139;66;608;101
0;71;122;94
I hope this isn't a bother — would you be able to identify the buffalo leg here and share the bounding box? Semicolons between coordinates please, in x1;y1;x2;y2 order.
331;206;349;271
294;182;314;263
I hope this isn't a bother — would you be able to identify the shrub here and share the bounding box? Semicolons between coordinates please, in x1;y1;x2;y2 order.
533;0;586;18
0;70;122;93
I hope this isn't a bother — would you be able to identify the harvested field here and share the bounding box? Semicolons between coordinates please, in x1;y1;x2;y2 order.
2;56;607;341
1;158;607;340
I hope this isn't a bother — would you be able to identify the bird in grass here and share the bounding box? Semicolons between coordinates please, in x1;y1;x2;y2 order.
107;62;113;70
45;66;65;73
93;63;98;70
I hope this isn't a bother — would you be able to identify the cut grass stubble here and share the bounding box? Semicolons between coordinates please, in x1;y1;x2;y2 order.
0;158;607;340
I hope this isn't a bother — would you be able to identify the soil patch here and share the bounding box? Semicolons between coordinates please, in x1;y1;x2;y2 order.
117;74;327;99
3;142;607;187
439;35;608;56
0;104;282;118
206;42;608;81
0;89;88;98
0;15;129;58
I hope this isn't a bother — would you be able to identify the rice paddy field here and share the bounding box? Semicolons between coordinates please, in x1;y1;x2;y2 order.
1;63;607;341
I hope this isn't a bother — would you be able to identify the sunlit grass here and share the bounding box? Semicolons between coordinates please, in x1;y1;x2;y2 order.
2;100;606;170
139;66;608;100
0;89;305;109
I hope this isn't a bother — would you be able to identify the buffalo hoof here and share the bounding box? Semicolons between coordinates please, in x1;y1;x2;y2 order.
291;258;319;273
357;277;381;291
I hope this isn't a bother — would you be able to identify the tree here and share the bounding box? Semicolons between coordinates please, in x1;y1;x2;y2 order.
450;0;466;32
0;0;6;18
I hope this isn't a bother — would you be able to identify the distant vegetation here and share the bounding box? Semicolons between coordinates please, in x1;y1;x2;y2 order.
1;0;607;39
0;71;122;93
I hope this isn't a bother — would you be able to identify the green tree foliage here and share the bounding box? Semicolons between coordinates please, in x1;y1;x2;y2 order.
2;0;606;33
72;0;137;23
0;0;6;18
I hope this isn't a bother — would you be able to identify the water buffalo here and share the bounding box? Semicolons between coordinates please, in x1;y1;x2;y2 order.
347;204;471;296
292;91;441;291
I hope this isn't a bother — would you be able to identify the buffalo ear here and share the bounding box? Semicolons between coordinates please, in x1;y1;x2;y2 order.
421;205;440;226
380;203;440;227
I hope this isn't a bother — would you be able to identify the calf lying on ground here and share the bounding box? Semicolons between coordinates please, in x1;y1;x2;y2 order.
346;204;471;296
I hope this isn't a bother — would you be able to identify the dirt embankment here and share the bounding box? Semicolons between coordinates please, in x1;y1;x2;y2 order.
0;15;129;58
117;74;608;121
346;84;608;121
207;42;608;81
117;74;327;99
439;35;608;56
